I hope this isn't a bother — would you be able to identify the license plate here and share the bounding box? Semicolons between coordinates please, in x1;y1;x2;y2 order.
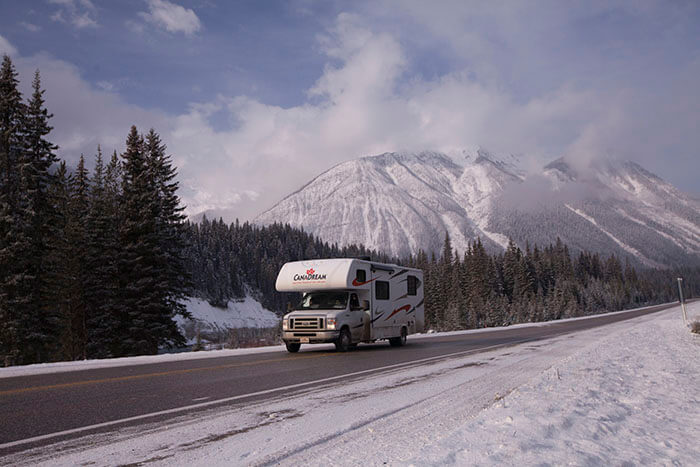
300;337;310;343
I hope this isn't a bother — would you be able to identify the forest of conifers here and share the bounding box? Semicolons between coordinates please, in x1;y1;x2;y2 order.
1;55;697;366
187;219;699;333
0;56;190;365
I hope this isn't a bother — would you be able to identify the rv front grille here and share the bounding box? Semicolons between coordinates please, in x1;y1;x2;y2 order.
290;317;324;330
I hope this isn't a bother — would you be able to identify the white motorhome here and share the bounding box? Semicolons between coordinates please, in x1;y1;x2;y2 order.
276;258;424;353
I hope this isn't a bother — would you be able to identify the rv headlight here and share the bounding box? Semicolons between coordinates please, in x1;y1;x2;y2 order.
326;318;337;330
282;319;289;330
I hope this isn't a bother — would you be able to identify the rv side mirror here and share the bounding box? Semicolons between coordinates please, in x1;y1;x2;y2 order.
286;302;293;312
362;300;369;311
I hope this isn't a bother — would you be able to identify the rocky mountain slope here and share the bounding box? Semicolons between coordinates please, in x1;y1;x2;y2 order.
255;150;700;267
490;158;700;267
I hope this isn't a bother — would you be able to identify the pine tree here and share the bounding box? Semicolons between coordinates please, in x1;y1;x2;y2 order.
44;161;71;360
0;55;28;365
445;255;466;329
502;240;520;302
441;231;453;265
59;155;90;360
144;129;190;344
118;126;187;355
84;147;121;357
21;70;60;362
119;126;157;355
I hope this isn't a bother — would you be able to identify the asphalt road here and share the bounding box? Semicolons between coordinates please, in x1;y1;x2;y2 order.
0;301;682;454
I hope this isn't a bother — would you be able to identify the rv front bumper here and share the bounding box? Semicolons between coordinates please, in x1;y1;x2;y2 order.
282;330;340;344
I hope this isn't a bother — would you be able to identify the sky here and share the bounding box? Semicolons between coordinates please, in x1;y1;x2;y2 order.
1;0;699;221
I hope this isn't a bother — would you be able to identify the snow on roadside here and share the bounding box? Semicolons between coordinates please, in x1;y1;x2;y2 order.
5;304;697;466
406;302;700;465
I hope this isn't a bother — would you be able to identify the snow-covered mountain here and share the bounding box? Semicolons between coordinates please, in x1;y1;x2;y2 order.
255;150;700;266
490;157;700;267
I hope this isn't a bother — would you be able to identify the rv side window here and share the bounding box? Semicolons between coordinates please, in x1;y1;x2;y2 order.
356;269;366;283
376;281;389;300
407;275;420;296
350;293;360;310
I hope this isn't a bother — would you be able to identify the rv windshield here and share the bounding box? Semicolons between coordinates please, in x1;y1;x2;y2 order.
298;292;348;310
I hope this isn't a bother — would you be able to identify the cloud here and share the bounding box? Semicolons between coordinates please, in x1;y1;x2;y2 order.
138;0;202;36
49;0;98;29
12;52;169;168
496;174;607;212
20;22;41;33
125;19;145;34
96;80;114;92
0;35;17;56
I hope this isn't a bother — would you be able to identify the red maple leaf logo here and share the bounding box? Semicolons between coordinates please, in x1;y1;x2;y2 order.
306;268;315;275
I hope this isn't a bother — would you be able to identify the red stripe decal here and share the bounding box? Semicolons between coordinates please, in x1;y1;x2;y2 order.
384;304;411;321
352;277;378;286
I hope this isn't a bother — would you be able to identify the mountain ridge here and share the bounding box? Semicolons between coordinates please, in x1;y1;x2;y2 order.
255;150;700;267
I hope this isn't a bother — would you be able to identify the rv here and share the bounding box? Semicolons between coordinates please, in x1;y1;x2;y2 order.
276;258;424;353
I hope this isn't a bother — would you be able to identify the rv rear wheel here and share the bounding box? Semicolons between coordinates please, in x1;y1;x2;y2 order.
285;342;301;353
389;327;407;347
335;328;352;352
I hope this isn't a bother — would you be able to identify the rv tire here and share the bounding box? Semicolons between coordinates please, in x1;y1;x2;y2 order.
335;328;352;352
285;342;301;353
389;327;407;347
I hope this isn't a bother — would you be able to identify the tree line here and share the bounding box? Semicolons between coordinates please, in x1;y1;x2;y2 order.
409;234;699;332
184;217;698;335
0;56;190;366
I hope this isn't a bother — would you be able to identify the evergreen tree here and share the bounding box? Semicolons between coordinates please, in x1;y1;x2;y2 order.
441;231;453;265
44;162;72;360
21;70;60;362
144;129;190;341
84;148;121;357
119;126;157;355
118;126;187;355
60;155;89;360
0;55;28;365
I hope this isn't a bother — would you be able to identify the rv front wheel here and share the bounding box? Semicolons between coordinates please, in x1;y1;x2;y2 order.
335;328;352;352
285;342;301;353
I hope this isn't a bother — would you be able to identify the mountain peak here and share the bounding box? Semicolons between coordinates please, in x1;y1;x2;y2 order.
362;150;458;166
544;156;666;186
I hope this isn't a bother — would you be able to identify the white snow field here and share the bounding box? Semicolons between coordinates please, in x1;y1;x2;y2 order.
4;304;699;466
175;295;281;345
179;296;280;330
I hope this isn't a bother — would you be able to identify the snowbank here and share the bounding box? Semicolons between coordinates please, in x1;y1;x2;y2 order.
405;302;700;465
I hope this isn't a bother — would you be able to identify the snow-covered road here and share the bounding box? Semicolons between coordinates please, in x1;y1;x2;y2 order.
4;304;699;466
